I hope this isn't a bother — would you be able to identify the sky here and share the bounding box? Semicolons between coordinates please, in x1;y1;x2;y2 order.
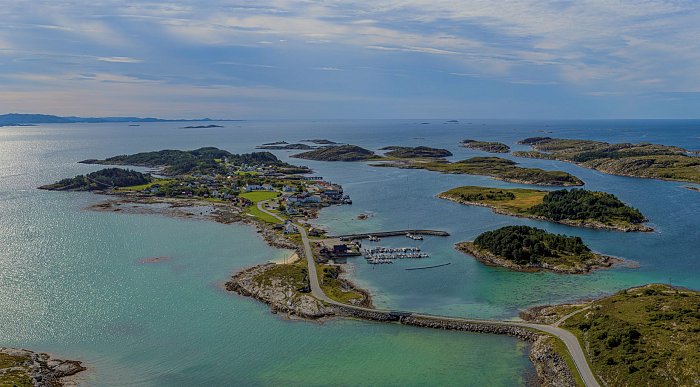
1;0;700;119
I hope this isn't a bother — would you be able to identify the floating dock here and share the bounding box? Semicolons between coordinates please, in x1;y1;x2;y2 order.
332;229;450;241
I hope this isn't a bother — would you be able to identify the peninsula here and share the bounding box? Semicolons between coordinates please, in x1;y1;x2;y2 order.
39;168;151;191
374;156;584;186
515;137;700;183
522;284;699;386
438;186;651;232
457;225;618;273
461;139;510;153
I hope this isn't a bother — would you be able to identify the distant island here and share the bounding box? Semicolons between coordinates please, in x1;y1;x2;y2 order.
375;156;584;186
39;168;151;191
292;145;379;161
515;137;700;183
379;146;453;158
0;113;238;126
457;225;618;274
182;124;223;129
439;186;651;232
461;139;510;153
80;147;310;176
257;143;314;150
521;284;699;386
301;139;339;145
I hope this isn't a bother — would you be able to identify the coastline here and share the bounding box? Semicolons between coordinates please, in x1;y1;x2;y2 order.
455;241;621;274
437;193;654;232
0;347;85;386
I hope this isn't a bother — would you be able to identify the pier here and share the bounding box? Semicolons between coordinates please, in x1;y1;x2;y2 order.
331;229;450;241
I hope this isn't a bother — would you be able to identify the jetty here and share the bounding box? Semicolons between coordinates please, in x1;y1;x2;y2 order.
332;229;449;241
405;262;452;271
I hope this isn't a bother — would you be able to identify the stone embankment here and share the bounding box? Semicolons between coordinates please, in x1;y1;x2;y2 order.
0;347;85;386
228;264;577;386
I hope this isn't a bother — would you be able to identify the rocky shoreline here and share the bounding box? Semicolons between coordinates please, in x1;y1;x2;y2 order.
0;347;85;386
438;193;654;232
227;263;575;386
456;241;620;274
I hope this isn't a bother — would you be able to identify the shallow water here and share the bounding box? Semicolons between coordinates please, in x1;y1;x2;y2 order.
1;119;698;385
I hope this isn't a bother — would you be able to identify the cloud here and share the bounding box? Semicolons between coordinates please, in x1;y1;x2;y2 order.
97;56;143;63
309;67;342;71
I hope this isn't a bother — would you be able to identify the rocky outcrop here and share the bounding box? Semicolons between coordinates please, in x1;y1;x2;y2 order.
528;336;577;387
226;264;335;319
0;347;85;387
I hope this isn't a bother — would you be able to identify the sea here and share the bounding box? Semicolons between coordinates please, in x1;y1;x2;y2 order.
1;119;698;385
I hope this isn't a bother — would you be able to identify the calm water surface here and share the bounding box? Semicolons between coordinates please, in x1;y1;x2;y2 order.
1;119;698;385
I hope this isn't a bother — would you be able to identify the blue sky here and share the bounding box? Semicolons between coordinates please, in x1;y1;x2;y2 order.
2;0;700;119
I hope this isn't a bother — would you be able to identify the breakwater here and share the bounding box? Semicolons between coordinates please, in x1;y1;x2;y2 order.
330;229;450;240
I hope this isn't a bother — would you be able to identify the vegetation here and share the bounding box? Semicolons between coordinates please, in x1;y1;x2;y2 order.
380;146;453;158
458;225;612;273
515;137;700;183
317;264;370;306
378;156;583;186
559;284;700;386
292;145;378;161
439;186;650;231
461;139;510;153
80;147;307;175
39;168;151;191
253;261;309;294
239;191;280;203
0;353;32;386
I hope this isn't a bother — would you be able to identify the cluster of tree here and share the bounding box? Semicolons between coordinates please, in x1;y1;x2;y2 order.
41;168;151;191
80;147;301;175
461;139;510;153
528;189;645;224
458;190;515;202
473;225;590;265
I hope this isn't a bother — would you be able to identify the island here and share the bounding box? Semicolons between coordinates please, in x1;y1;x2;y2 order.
256;143;314;150
80;147;311;176
515;137;700;183
456;225;619;273
301;139;339;145
292;145;379;161
379;146;453;158
438;186;651;232
39;168;151;191
461;139;510;153
521;284;699;386
0;347;85;386
374;156;584;186
182;124;223;128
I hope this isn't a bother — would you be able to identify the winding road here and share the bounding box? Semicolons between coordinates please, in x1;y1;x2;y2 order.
257;200;600;387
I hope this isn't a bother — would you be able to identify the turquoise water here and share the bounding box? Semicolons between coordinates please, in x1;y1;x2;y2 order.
1;119;699;385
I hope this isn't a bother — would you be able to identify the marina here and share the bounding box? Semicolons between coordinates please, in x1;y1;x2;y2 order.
362;246;430;264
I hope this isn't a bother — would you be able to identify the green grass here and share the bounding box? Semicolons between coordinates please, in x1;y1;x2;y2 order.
245;205;284;224
253;261;308;290
115;178;174;191
239;191;279;203
316;264;368;305
546;334;586;387
439;186;548;214
559;284;700;386
0;353;33;387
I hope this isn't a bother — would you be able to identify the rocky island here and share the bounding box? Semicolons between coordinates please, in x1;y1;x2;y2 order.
439;186;652;232
461;139;510;153
374;156;584;186
292;144;379;161
457;225;619;274
0;347;85;386
515;137;700;183
521;284;699;386
379;146;453;158
256;143;314;150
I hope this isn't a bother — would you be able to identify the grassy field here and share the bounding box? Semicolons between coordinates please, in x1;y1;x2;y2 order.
115;178;174;191
245;204;283;224
0;352;33;386
316;264;369;305
558;284;699;386
253;261;308;290
439;186;548;214
239;190;279;203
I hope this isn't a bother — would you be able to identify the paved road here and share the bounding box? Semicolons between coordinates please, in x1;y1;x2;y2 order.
257;201;600;387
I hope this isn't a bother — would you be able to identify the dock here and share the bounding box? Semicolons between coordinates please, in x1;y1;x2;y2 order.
331;229;450;241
